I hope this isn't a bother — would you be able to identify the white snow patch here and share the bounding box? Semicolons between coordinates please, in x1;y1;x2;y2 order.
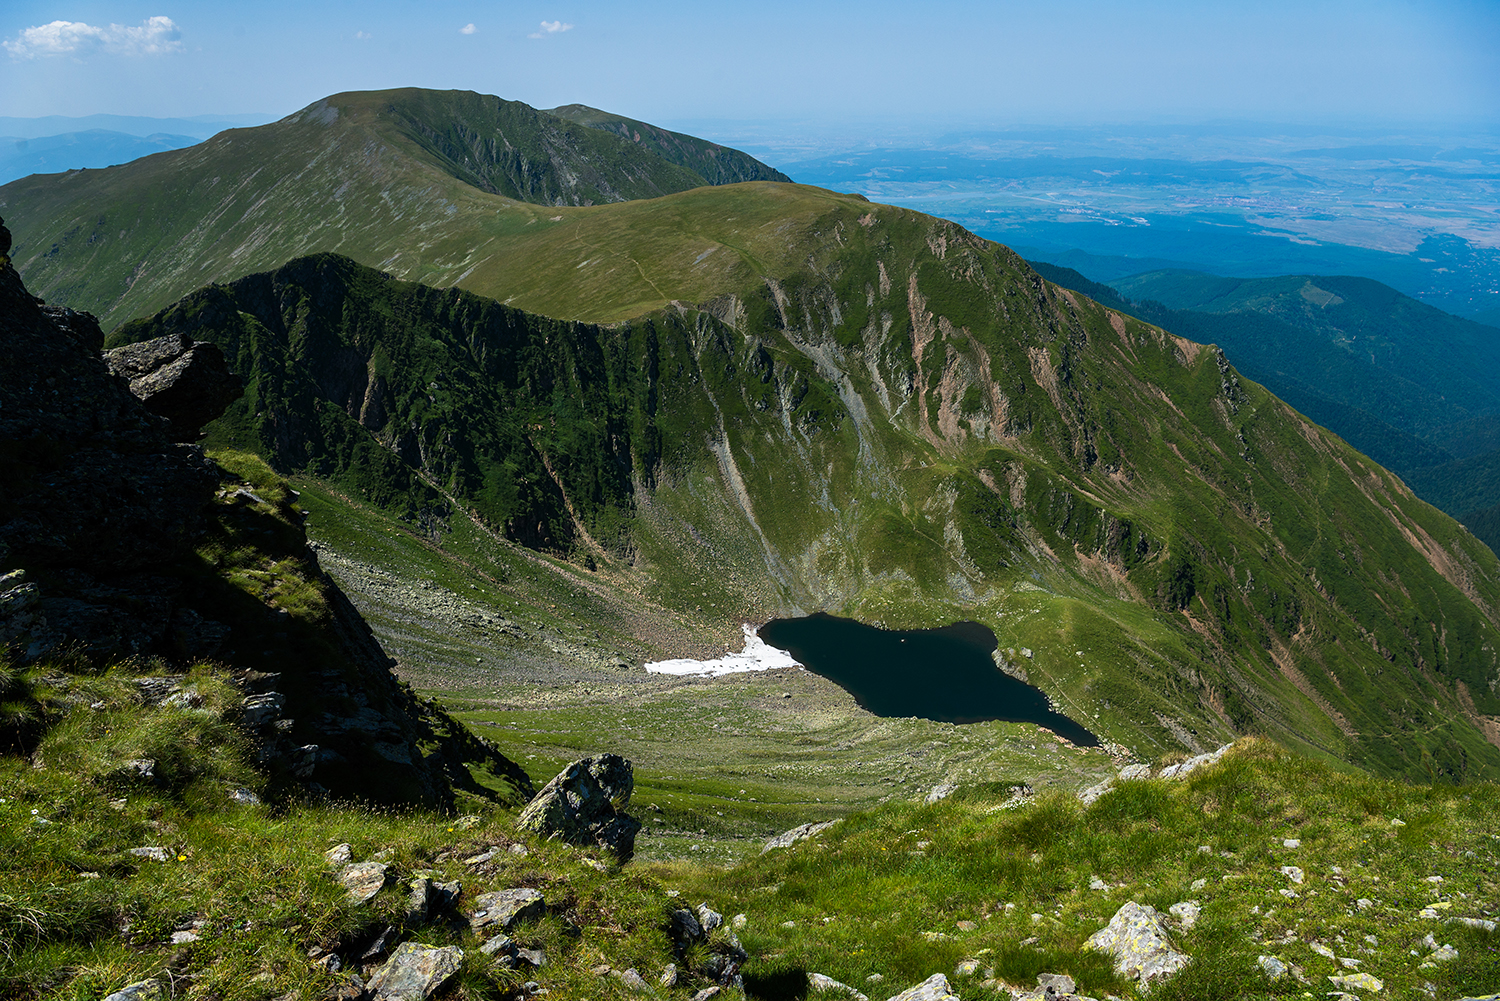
646;624;801;677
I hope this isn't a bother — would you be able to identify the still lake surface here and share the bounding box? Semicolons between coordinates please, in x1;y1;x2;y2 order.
758;613;1099;746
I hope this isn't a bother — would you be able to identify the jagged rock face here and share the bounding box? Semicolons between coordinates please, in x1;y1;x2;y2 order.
104;332;243;441
0;231;219;577
517;754;642;861
0;216;531;809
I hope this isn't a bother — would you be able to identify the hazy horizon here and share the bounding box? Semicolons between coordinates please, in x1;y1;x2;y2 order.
2;0;1496;129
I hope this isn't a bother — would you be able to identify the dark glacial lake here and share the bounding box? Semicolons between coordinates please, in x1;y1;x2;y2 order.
758;613;1099;746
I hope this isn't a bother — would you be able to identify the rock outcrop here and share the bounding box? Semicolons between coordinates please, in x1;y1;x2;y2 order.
104;332;243;441
516;753;642;860
0;215;531;810
1085;901;1189;984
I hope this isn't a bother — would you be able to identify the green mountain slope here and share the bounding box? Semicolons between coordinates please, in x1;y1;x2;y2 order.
1108;270;1500;442
108;193;1500;783
1033;265;1500;552
0;88;777;329
547;103;792;185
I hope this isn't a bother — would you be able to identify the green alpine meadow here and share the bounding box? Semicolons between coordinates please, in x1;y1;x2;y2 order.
1;86;1498;1001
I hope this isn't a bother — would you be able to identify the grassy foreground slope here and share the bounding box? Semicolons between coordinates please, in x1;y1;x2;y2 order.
0;88;783;329
4;703;1497;1001
109;181;1500;783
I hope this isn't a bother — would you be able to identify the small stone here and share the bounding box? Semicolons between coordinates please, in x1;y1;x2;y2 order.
1283;838;1301;848
1169;901;1200;929
1190;878;1207;891
1328;972;1383;992
1431;944;1458;962
1118;763;1151;780
955;959;980;976
732;913;748;930
366;942;463;1000
809;972;868;999
227;787;260;805
479;934;515;958
659;964;678;987
509;843;528;856
470;888;544;932
690;989;722;1001
887;973;959;1000
338;862;388;904
1089;876;1110;891
102;981;162;1001
169;929;200;944
325;843;353;865
1312;943;1336;959
1077;778;1115;805
463;849;499;865
1258;955;1287;980
764;820;840;853
925;783;957;805
1356;898;1373;910
1280;866;1304;884
1390;818;1405;826
615;968;650;992
697;903;724;933
1037;972;1077;995
127;847;170;862
515;947;546;968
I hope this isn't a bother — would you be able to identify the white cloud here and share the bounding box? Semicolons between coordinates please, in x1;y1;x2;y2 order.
460;23;478;35
528;20;574;39
354;30;372;40
4;15;183;59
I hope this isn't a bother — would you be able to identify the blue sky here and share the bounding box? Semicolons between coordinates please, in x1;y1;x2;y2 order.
1;0;1496;129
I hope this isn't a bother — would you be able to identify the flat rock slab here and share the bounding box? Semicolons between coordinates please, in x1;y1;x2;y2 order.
1085;901;1189;984
887;973;959;1001
763;819;839;853
471;887;544;932
339;861;389;904
367;942;463;1001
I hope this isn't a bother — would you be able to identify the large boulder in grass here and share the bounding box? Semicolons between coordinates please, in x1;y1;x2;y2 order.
1085;901;1189;984
516;753;641;861
365;943;463;1000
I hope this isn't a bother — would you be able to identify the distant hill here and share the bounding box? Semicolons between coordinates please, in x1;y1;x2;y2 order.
546;103;790;185
0;129;199;185
1031;262;1500;553
0;88;789;328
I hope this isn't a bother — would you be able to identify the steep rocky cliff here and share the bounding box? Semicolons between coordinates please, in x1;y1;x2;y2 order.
0;217;530;808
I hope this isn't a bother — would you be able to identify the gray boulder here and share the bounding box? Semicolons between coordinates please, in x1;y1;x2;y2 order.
810;972;868;999
763;819;840;853
338;861;388;904
470;887;544;933
366;942;463;1000
104;332;243;441
1085;901;1189;984
516;753;641;860
887;973;959;1000
102;981;162;1001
